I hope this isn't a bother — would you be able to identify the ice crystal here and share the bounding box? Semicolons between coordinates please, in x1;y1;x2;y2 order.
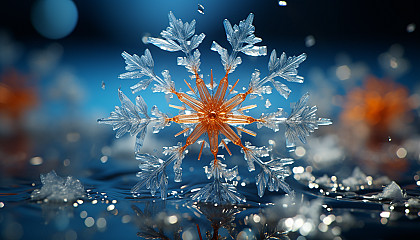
31;170;84;203
99;12;332;204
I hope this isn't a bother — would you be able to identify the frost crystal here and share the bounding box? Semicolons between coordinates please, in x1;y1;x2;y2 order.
99;12;332;204
31;170;84;203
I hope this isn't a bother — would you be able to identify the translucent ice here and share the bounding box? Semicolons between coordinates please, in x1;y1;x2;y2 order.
31;170;84;203
99;12;331;203
376;181;405;201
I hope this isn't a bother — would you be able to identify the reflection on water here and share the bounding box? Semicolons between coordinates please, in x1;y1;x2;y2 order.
1;170;420;239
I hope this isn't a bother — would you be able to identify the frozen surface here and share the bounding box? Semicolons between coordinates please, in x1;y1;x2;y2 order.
31;170;84;202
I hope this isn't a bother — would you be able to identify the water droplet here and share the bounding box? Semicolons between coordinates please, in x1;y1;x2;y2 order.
305;35;316;47
101;81;105;90
265;99;271;108
407;23;416;33
278;1;287;6
197;4;205;14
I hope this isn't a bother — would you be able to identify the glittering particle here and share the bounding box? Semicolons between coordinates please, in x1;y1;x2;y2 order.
295;146;306;157
305;35;316;47
318;222;328;232
380;218;388;224
77;199;83;204
407;23;416;32
101;81;105;90
336;65;351;80
100;156;108;163
92;199;98;204
29;156;43;165
107;204;115;211
323;215;335;225
73;203;78;207
390;57;398;68
264;98;271;108
380;211;390;218
0;202;4;208
111;200;117;204
300;222;314;236
292;166;305;174
284;218;294;229
80;211;87;219
84;217;95;227
278;1;287;6
252;214;261;223
388;136;392;142
197;4;205;14
167;215;178;224
96;218;107;229
396;147;407;158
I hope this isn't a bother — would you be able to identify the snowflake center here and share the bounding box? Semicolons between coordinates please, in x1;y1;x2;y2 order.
208;111;217;120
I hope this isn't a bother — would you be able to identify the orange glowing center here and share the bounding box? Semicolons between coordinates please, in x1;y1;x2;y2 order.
168;69;261;163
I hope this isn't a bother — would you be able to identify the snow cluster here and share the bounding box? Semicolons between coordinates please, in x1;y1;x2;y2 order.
31;170;84;203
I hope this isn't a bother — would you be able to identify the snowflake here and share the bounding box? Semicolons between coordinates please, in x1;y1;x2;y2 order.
98;12;331;204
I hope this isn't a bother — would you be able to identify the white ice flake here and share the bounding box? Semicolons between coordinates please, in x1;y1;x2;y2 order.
31;171;84;203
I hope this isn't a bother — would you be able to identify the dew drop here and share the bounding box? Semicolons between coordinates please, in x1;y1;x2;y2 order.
101;81;105;90
197;4;205;14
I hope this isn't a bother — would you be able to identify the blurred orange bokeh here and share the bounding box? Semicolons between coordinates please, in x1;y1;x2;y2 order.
340;76;413;178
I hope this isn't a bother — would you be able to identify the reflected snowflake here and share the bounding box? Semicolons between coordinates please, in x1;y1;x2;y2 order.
98;12;331;203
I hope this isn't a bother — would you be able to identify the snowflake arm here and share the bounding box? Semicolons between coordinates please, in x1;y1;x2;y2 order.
132;143;186;199
211;13;267;74
97;89;151;152
243;144;294;197
131;153;169;199
249;50;306;99
119;50;175;94
193;160;245;204
148;11;205;74
98;90;172;152
284;93;332;148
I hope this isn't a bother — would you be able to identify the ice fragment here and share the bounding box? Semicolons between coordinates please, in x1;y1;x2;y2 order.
31;170;84;203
